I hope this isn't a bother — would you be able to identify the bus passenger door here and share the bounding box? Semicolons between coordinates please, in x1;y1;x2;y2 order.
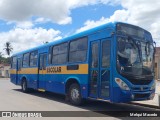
16;58;22;85
38;53;47;90
99;39;111;99
89;41;100;98
89;39;111;99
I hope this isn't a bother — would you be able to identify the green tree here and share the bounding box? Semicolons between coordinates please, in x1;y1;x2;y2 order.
0;52;3;64
3;42;13;56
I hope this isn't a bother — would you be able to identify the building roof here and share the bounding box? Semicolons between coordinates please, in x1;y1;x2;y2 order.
0;64;10;67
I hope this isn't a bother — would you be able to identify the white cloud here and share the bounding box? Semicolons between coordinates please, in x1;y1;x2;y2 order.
67;0;120;9
57;17;72;25
16;21;34;29
0;0;120;25
34;17;50;24
0;0;120;56
0;0;71;25
76;0;160;46
0;28;62;56
76;9;129;33
76;17;110;33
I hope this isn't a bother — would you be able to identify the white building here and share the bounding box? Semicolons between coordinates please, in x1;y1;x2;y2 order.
155;47;160;80
0;64;10;78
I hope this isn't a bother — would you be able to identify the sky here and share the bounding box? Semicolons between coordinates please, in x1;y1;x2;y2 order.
0;0;160;56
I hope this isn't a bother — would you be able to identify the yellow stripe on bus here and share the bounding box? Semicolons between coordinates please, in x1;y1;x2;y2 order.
10;69;17;74
46;64;88;74
10;68;38;74
10;64;88;75
20;68;38;74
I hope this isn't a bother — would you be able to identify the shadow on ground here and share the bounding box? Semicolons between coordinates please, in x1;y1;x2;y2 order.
12;88;160;118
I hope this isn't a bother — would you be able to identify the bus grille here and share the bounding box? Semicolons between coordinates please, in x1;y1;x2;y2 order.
134;94;149;99
128;79;152;85
132;87;149;91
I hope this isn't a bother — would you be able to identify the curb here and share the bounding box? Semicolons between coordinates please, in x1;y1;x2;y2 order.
129;102;160;110
0;78;10;80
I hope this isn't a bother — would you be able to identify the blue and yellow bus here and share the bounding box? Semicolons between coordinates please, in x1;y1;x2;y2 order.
10;22;155;105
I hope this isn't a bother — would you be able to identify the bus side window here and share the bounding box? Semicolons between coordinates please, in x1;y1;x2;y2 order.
40;55;43;70
22;53;29;67
30;51;38;67
18;59;22;71
43;54;47;70
69;37;88;62
11;57;13;68
13;57;17;69
52;42;68;64
48;47;52;64
12;57;17;69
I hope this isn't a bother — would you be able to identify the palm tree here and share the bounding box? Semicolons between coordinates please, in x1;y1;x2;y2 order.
0;52;3;64
3;42;13;56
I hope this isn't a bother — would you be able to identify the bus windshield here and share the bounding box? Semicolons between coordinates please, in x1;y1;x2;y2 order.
117;36;154;78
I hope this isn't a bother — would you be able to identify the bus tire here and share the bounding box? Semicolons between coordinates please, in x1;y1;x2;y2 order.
69;83;83;106
21;79;29;93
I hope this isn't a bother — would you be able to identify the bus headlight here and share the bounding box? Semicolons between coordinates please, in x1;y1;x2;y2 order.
115;78;130;91
150;81;155;90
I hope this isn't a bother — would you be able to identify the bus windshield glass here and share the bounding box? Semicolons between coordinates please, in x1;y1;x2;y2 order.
116;26;154;78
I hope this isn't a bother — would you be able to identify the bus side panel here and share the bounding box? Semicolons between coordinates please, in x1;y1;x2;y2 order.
10;69;17;85
28;73;38;89
112;87;131;103
44;74;89;98
17;68;38;89
16;74;37;88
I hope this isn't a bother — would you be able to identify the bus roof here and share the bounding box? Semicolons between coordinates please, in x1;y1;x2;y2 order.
12;22;118;57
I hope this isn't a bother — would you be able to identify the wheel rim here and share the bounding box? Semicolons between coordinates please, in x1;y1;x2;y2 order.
71;88;79;101
23;82;26;91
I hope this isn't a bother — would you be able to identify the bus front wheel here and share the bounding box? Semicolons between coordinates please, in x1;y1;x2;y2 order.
69;83;83;106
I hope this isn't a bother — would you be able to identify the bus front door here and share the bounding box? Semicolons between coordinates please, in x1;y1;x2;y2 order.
89;39;111;99
38;53;47;90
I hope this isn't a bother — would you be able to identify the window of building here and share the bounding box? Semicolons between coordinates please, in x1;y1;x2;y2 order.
52;42;68;64
69;37;88;62
30;51;38;67
23;53;30;67
155;63;157;68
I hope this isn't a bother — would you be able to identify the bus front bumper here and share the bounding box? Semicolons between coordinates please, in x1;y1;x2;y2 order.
112;87;155;103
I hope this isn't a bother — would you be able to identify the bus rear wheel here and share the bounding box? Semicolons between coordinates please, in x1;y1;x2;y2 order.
68;83;83;106
21;80;29;93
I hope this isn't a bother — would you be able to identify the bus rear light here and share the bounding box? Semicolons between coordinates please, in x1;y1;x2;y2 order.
115;78;130;91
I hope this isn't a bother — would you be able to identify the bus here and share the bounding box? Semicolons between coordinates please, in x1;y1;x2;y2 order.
10;22;156;105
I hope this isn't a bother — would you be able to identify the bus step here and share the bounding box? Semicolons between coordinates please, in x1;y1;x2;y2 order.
38;89;45;92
